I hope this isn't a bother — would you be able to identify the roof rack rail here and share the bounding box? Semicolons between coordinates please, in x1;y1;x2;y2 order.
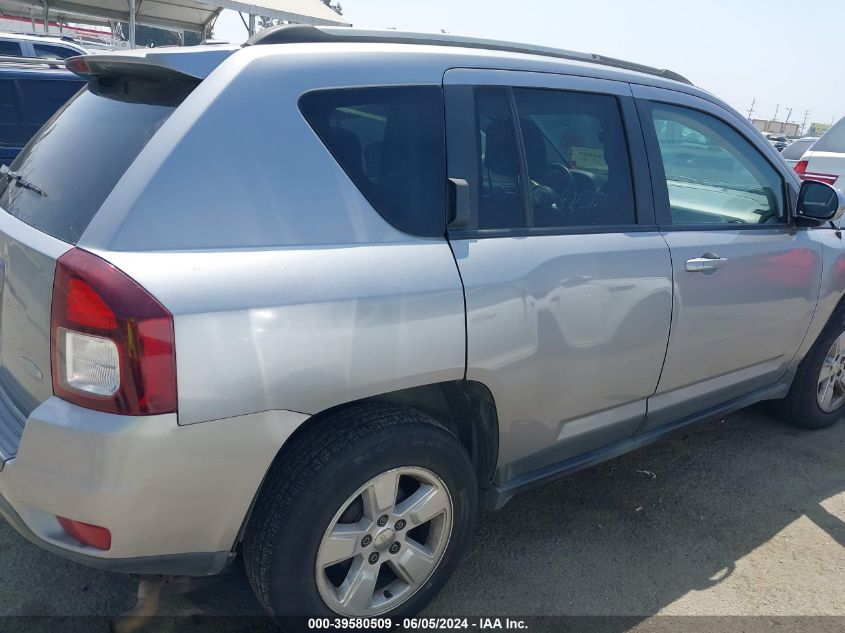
8;31;77;42
246;25;692;86
0;55;66;69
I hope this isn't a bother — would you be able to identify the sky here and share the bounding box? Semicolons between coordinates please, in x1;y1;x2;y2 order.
213;0;844;131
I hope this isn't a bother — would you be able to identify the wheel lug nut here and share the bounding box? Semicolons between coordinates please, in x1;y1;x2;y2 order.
389;542;401;554
361;535;372;547
395;519;406;531
377;514;389;527
368;552;380;565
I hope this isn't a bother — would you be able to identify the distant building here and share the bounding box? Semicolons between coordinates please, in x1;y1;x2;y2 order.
0;14;121;48
808;122;832;137
751;118;800;137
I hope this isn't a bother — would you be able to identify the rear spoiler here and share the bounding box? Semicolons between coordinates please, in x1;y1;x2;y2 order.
64;45;238;81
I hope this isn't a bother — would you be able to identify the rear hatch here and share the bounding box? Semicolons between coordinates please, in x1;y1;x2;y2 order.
0;48;233;465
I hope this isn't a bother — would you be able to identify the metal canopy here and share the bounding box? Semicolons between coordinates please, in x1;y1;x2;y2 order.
0;0;348;41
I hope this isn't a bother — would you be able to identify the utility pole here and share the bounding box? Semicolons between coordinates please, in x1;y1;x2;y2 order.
747;98;756;121
780;108;792;133
800;110;810;136
769;104;780;132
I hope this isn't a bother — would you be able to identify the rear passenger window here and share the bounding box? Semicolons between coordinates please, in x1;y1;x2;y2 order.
0;41;22;57
300;86;446;237
473;87;636;230
650;104;785;225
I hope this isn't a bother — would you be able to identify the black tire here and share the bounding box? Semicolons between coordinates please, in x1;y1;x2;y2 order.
243;402;478;627
779;308;845;430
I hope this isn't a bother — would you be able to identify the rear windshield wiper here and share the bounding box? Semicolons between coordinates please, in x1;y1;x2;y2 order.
0;164;47;197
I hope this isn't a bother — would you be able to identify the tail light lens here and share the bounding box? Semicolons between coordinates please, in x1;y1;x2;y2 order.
794;160;838;185
51;248;177;415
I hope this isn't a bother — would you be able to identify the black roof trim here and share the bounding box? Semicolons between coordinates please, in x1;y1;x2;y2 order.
245;25;693;86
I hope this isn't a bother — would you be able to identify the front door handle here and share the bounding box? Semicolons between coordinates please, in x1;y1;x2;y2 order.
685;252;728;272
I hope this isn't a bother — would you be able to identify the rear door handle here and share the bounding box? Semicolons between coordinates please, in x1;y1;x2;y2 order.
685;253;728;272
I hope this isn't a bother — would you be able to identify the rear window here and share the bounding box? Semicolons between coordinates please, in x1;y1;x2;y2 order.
0;87;177;243
299;86;446;237
781;138;816;160
811;117;845;153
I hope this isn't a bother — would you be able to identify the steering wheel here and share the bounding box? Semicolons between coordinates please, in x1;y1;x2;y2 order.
540;162;577;212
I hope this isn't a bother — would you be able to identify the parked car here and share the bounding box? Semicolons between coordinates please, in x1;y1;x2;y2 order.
796;116;845;187
764;132;789;152
781;136;819;168
0;31;87;60
0;26;844;625
0;58;84;164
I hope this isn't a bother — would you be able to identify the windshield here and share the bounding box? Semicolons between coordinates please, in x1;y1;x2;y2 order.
0;87;177;244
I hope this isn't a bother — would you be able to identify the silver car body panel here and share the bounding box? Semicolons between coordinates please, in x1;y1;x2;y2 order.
98;244;467;425
0;396;307;560
629;84;824;430
0;39;843;572
453;233;673;481
443;68;673;480
0;210;71;466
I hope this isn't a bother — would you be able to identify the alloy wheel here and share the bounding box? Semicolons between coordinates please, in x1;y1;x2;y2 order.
314;466;453;616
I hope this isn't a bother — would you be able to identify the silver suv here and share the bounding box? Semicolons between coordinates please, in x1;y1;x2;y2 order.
0;25;844;623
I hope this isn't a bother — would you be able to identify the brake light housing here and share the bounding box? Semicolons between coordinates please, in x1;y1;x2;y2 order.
51;248;177;415
794;160;838;185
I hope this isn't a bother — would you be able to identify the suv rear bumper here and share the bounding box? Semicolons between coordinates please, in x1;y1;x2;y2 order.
0;396;307;576
0;493;234;575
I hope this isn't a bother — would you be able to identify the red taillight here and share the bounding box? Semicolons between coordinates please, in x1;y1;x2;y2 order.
51;248;177;415
64;56;90;77
794;160;838;185
57;516;111;550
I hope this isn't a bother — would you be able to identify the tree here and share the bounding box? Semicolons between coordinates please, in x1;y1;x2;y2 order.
321;0;342;15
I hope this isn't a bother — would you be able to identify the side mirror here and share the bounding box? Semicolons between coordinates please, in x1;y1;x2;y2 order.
796;180;845;222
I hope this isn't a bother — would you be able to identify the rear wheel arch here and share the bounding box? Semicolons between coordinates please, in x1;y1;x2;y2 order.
234;380;500;548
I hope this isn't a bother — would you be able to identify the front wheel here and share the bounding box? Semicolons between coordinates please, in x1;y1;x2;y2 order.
244;403;478;625
779;312;845;429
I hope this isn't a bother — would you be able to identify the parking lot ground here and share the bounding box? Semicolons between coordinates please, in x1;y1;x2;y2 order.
0;405;843;632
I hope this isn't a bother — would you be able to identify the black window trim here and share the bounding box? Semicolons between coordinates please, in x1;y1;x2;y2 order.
446;83;650;239
635;97;794;231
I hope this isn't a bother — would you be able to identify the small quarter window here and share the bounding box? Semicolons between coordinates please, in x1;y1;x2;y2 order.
0;40;23;57
300;86;446;237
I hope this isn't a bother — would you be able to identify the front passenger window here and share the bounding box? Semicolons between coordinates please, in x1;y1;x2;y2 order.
650;104;786;225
